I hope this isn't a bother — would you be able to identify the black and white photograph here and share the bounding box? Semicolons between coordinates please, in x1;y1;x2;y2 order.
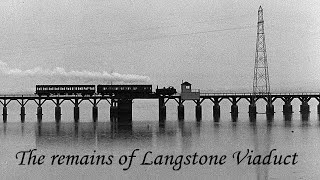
0;0;319;179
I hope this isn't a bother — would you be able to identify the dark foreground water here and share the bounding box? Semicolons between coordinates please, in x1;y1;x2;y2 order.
0;100;320;180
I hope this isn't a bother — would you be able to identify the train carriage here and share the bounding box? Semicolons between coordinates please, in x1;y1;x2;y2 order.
97;85;152;96
36;85;95;96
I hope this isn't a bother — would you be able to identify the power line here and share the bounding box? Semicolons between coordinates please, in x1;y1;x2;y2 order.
0;25;256;54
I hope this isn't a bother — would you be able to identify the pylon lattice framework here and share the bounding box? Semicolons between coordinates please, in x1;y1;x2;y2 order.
253;6;270;94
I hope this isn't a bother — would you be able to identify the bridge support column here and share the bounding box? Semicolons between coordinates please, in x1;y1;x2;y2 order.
117;99;132;125
266;103;274;114
110;99;118;119
229;97;239;121
74;106;80;122
3;106;7;123
231;104;238;121
195;103;202;121
159;106;166;121
300;102;310;114
92;106;98;121
249;104;256;115
159;97;166;121
213;104;220;118
20;106;26;123
178;104;184;120
231;104;238;116
283;103;293;114
37;106;42;122
55;106;61;122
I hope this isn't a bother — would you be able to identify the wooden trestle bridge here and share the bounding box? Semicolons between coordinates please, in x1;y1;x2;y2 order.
0;92;319;123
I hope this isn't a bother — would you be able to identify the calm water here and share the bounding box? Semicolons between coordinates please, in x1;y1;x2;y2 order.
0;99;320;180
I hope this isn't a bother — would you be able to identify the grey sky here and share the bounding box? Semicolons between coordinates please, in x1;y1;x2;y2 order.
0;0;319;92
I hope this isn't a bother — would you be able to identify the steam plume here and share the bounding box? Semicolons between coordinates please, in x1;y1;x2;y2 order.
0;61;150;84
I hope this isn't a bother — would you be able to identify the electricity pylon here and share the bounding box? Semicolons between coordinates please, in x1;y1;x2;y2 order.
253;6;270;94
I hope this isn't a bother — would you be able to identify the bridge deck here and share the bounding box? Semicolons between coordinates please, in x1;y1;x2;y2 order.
0;92;319;100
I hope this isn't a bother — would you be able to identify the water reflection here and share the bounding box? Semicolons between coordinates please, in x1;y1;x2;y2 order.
266;114;274;122
231;114;238;122
21;123;25;136
300;114;310;129
34;120;205;154
283;113;292;121
2;122;7;136
249;114;257;122
1;113;319;179
213;115;220;122
301;113;310;122
249;116;272;180
283;114;293;127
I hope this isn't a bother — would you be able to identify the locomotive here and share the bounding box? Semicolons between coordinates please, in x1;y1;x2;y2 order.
35;84;176;96
155;86;177;96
